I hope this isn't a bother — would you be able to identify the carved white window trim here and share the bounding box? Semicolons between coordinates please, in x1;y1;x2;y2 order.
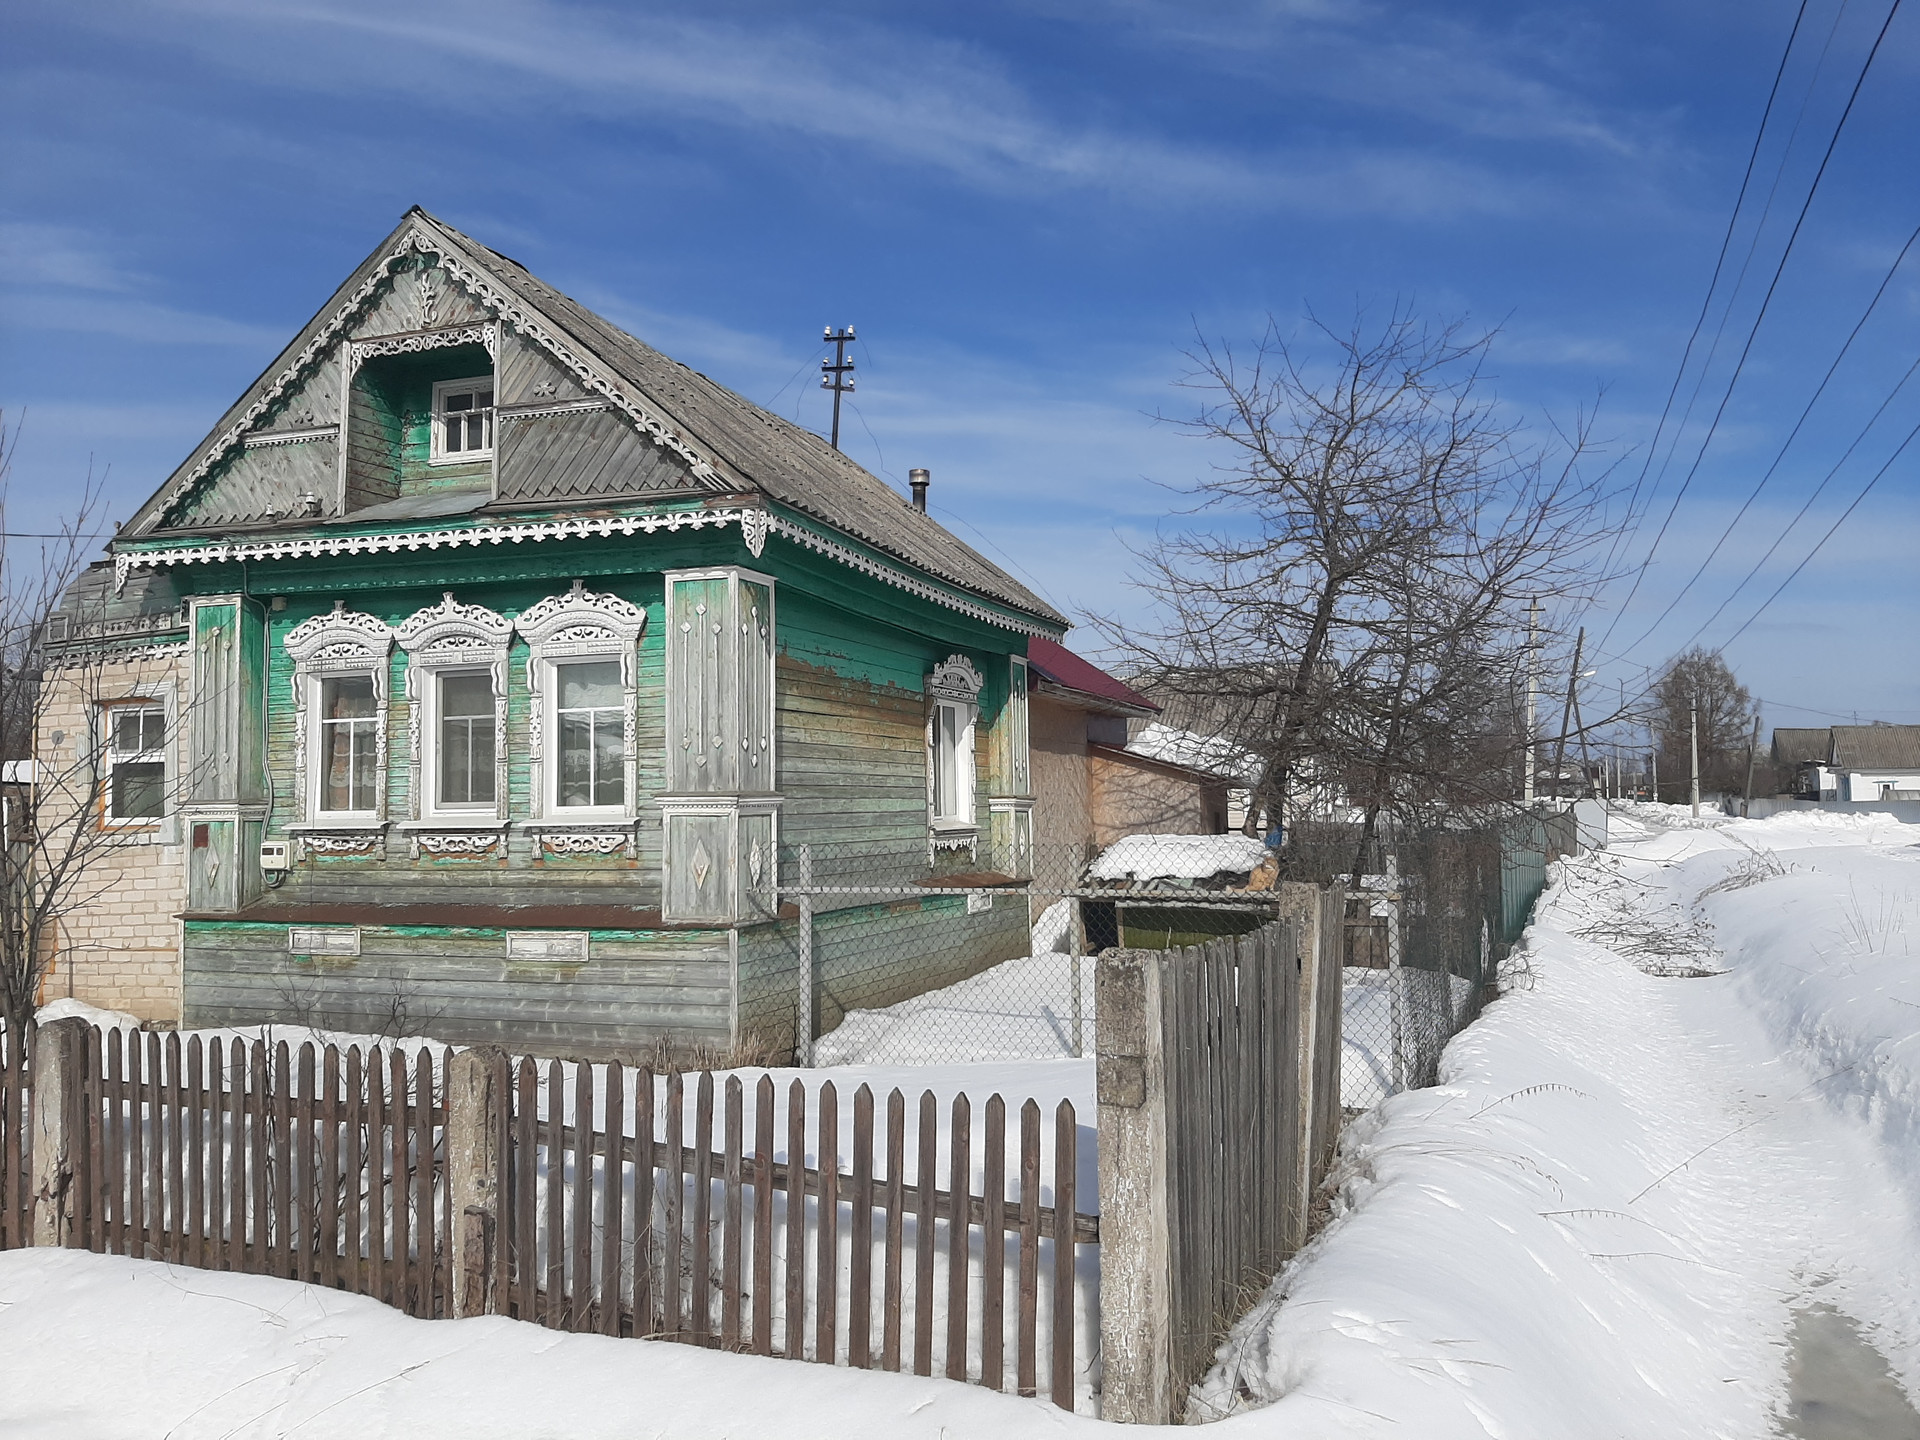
514;581;647;824
927;654;983;833
396;593;512;824
284;602;395;826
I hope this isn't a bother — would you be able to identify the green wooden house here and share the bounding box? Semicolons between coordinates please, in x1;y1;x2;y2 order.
57;207;1062;1059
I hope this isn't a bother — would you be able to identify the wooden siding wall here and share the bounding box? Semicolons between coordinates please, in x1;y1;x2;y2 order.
184;925;734;1056
259;578;668;909
344;372;401;511
182;439;341;530
774;590;1005;861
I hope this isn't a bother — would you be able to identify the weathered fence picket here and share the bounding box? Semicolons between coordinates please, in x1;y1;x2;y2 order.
0;1020;1099;1413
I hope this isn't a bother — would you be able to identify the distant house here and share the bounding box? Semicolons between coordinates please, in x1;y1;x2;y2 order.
1771;725;1920;802
1025;638;1234;866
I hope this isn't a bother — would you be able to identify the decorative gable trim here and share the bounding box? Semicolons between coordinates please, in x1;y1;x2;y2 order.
345;321;497;376
243;426;338;451
146;223;721;530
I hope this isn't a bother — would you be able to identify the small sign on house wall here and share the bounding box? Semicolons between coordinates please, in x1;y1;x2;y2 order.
288;927;360;957
505;931;590;962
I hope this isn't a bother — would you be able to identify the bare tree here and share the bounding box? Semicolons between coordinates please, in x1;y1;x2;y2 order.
0;415;164;1053
1103;307;1623;878
1651;648;1756;800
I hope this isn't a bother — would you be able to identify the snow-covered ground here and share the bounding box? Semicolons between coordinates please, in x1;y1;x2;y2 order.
1193;805;1920;1433
6;805;1917;1436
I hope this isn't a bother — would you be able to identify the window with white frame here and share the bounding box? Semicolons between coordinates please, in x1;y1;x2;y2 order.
554;660;624;809
285;603;395;826
104;703;165;823
431;376;494;462
435;670;497;807
396;594;512;824
927;655;983;831
513;584;646;823
318;676;379;814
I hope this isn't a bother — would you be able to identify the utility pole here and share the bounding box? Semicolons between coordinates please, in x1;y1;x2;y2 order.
1742;713;1763;818
820;325;856;451
1689;698;1701;818
1523;598;1539;805
1549;626;1585;804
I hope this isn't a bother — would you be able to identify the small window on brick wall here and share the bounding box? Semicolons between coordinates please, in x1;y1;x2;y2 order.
104;703;165;823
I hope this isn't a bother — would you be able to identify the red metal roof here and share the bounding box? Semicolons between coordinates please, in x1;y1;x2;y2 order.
1027;636;1159;713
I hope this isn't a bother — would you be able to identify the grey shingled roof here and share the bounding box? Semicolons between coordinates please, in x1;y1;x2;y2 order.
123;209;1066;630
1830;725;1920;771
1770;728;1831;767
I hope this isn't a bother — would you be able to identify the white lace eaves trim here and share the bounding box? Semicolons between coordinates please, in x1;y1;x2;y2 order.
113;509;1053;637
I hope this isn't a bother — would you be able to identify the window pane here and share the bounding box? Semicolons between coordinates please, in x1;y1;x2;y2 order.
558;711;593;807
322;675;375;720
559;661;621;709
138;710;166;752
439;673;496;805
445;392;473;412
441;673;492;718
476;389;493;409
111;761;165;820
593;716;624;807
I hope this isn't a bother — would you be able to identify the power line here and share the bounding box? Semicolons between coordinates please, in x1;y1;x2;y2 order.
1588;0;1812;619
1675;348;1920;652
1597;0;1903;661
1616;215;1920;655
1719;410;1920;649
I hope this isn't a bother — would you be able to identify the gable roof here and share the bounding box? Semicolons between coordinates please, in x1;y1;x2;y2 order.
1770;727;1831;767
1027;636;1156;715
119;208;1065;630
1830;724;1920;771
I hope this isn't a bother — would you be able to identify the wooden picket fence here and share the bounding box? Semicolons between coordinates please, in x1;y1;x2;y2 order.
0;1019;1095;1411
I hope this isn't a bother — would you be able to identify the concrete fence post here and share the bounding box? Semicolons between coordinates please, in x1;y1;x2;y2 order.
30;1017;86;1249
1095;949;1174;1423
446;1047;509;1318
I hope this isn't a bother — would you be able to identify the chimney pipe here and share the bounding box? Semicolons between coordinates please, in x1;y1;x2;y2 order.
909;468;930;513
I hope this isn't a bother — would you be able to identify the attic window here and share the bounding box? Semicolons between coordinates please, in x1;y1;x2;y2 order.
432;377;494;463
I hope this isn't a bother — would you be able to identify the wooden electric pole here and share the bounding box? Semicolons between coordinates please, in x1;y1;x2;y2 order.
1742;713;1763;818
820;325;856;451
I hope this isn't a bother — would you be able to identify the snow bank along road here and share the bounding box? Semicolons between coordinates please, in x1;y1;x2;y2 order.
3;807;1917;1437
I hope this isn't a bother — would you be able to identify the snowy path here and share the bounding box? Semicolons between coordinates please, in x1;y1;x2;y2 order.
1198;807;1920;1436
4;807;1916;1437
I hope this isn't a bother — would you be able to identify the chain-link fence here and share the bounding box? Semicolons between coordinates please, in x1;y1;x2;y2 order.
781;821;1529;1116
778;834;1289;1066
1279;821;1508;1108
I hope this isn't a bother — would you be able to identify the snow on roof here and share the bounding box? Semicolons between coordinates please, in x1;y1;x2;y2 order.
1125;722;1260;784
1088;832;1272;882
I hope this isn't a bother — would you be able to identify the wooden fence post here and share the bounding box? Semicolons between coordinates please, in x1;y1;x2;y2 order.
30;1017;85;1249
1277;882;1321;1254
1094;949;1173;1424
447;1047;509;1318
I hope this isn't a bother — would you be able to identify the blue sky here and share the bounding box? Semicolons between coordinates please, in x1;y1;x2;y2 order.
3;0;1917;729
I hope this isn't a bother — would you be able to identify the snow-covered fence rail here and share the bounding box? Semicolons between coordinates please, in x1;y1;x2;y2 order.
0;1019;1097;1411
1096;905;1343;1424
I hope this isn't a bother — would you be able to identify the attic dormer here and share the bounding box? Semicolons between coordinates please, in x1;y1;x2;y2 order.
344;336;495;514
